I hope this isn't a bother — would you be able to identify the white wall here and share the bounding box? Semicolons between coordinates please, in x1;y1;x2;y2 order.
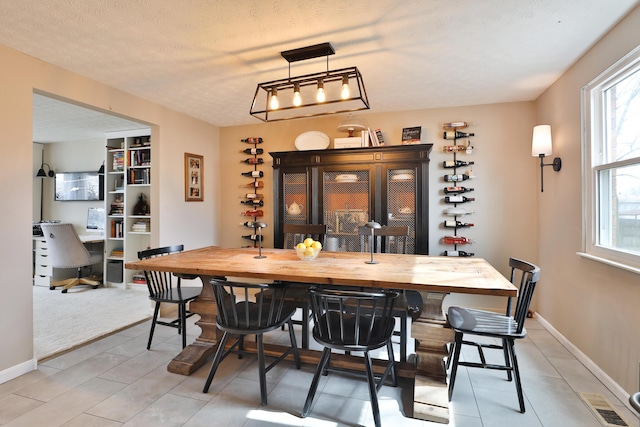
535;6;640;394
0;43;219;381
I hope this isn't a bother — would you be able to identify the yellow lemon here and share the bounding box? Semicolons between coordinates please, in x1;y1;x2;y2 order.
311;241;322;250
303;237;315;247
303;247;315;257
296;242;306;251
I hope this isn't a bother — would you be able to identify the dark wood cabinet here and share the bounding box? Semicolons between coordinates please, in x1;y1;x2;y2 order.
270;144;432;254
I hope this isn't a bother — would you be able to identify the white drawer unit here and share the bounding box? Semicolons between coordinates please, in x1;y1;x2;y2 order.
33;237;52;287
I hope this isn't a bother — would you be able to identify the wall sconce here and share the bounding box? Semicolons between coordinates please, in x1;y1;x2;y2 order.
36;163;55;178
531;125;561;192
364;221;381;264
97;161;105;175
250;42;370;122
253;222;267;259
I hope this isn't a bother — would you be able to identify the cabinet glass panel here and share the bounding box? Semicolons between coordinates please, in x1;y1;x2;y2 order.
283;171;307;225
323;170;370;252
388;167;416;253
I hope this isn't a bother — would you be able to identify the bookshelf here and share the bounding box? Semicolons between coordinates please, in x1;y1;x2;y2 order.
104;129;152;288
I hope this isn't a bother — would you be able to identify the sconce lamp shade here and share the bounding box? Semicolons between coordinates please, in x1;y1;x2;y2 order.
531;124;553;156
36;163;55;178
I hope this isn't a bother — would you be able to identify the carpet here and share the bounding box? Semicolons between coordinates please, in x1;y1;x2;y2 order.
33;285;152;361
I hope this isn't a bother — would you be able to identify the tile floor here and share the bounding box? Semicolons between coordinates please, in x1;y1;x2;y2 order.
0;315;637;426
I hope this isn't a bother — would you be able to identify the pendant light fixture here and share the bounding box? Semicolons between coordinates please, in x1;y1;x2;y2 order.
250;42;370;122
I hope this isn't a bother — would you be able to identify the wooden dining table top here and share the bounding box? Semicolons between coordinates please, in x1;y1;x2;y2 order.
125;246;517;297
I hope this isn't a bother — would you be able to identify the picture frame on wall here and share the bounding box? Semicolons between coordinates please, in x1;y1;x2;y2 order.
185;153;204;201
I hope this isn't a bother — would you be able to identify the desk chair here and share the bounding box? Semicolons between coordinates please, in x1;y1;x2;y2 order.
277;223;328;349
138;245;202;349
447;258;540;413
302;287;398;427
40;223;103;293
203;279;301;405
358;225;422;362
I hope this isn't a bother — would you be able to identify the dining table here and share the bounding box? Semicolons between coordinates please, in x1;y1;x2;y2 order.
125;246;517;423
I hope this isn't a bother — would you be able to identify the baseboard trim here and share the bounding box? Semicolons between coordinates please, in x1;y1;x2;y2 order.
0;358;37;385
534;313;632;412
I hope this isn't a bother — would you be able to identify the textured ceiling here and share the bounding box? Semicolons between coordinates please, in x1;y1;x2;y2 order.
1;0;638;139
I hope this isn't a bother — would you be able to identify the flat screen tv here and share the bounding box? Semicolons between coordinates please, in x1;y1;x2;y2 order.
55;171;104;201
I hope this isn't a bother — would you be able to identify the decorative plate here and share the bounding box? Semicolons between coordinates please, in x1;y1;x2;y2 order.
295;131;330;151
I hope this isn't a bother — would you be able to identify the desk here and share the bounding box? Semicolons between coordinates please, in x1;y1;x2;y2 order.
125;246;516;423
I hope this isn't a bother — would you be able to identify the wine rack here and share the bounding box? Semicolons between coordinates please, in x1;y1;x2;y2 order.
240;137;264;247
441;122;475;257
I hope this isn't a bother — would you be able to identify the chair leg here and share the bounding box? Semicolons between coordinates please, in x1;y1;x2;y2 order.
301;304;309;349
287;319;301;369
384;339;397;388
203;331;230;393
302;347;331;417
400;314;407;363
257;333;268;406
507;339;526;413
448;332;463;401
364;351;382;427
502;338;513;381
147;302;161;350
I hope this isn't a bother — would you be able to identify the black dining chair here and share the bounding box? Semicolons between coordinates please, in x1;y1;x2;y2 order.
447;257;540;413
138;245;202;350
358;225;423;363
302;287;399;427
203;279;301;406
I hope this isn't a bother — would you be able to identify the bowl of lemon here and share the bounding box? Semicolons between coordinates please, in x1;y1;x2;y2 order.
295;238;322;261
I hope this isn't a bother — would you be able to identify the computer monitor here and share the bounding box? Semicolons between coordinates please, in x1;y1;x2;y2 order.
86;207;105;232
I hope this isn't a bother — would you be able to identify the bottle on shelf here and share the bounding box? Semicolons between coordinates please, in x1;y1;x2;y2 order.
241;221;258;227
444;220;474;228
241;170;264;178
245;180;264;188
444;186;474;194
241;137;263;144
240;199;264;206
445;207;475;216
443;121;468;130
245;193;264;199
444;195;475;204
444;172;474;182
243;158;264;164
443;145;473;153
242;148;264;155
443;250;475;257
443;236;474;245
241;234;263;241
242;209;264;217
443;130;475;140
443;160;474;168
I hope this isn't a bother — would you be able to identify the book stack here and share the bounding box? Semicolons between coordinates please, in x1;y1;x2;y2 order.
110;247;124;257
112;151;124;171
131;221;150;232
109;196;124;215
132;272;147;284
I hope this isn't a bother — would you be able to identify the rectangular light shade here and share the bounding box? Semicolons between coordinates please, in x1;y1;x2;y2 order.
531;124;552;156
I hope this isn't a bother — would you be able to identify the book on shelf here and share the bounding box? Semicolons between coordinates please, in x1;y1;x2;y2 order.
402;126;422;144
368;127;379;146
110;247;124;257
112;151;125;171
375;129;385;146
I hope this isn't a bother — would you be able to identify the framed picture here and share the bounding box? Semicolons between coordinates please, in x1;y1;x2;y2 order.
184;153;204;201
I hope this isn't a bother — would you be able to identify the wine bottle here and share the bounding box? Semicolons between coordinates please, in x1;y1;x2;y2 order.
245;193;264;199
241;221;257;227
240;199;264;206
242;209;264;217
444;195;475;204
443;250;474;257
443;121;468;130
443;131;475;140
241;234;263;241
244;158;264;164
241;170;264;178
443;160;474;168
242;148;264;155
241;137;263;144
444;173;473;182
246;181;264;188
443;145;473;153
444;186;474;194
443;236;473;244
443;220;474;228
445;207;475;216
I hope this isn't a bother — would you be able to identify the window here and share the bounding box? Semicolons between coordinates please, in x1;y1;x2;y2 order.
582;45;640;272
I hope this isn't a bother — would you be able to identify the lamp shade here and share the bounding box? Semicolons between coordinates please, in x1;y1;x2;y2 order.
531;125;552;156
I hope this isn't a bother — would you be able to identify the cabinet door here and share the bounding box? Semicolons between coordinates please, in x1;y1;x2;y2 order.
320;167;373;252
385;165;419;254
282;169;309;226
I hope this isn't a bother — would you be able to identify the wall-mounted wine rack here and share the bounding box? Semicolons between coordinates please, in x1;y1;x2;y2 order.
441;122;476;257
240;137;264;248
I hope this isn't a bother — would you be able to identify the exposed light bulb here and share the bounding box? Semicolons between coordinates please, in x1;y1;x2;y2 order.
316;79;326;103
269;88;279;110
341;75;350;99
293;83;302;107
